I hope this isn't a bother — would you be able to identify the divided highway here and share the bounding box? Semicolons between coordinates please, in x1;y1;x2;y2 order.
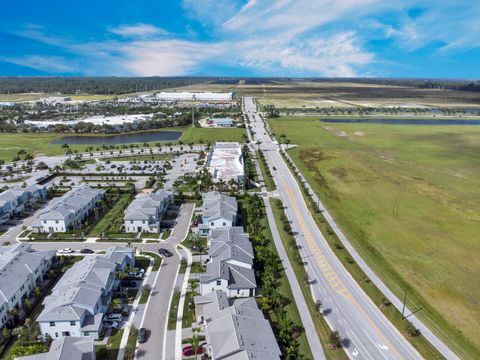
245;97;423;360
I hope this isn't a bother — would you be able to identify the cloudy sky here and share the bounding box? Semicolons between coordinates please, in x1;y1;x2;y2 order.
0;0;479;77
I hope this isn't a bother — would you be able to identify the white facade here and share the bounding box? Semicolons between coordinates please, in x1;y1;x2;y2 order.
206;142;244;183
156;92;233;101
124;190;173;233
0;244;55;328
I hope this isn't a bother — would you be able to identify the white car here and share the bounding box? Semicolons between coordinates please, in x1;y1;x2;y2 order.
102;321;119;329
105;313;123;321
58;248;74;254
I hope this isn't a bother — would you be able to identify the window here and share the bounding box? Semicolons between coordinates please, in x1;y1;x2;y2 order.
216;280;221;286
70;321;76;326
223;222;226;226
211;222;214;226
50;322;55;326
55;332;58;338
84;332;89;336
130;221;134;224
55;220;59;224
62;331;70;336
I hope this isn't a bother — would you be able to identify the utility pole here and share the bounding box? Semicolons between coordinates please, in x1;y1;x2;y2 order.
192;107;195;127
401;290;422;320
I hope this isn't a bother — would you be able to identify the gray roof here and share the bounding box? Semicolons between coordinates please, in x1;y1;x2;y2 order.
38;185;105;221
209;228;254;267
202;192;238;222
14;336;95;360
198;291;281;360
201;261;256;290
124;189;172;221
104;245;134;268
0;244;55;307
38;250;118;323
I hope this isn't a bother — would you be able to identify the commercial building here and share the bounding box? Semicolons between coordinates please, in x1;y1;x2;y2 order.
34;185;105;233
200;227;256;298
37;246;133;340
0;184;48;224
207;117;235;128
0;244;55;328
156;92;233;101
123;189;173;233
14;336;95;360
194;291;281;360
206;142;244;184
199;192;238;235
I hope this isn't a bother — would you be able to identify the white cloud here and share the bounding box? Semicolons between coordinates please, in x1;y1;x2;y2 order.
181;0;243;26
0;55;75;73
109;24;167;37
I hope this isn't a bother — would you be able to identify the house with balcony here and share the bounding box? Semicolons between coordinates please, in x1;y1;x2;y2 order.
199;192;238;235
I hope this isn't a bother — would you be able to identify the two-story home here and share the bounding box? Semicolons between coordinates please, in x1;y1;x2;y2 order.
0;184;47;224
194;290;281;360
200;227;256;298
199;192;238;235
37;246;133;340
124;189;173;233
34;185;105;233
0;244;55;328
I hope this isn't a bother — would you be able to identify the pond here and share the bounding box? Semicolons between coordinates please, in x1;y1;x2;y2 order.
50;130;183;145
321;118;480;125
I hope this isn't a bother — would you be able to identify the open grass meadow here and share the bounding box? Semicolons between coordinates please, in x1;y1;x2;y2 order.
268;116;480;359
0;126;246;161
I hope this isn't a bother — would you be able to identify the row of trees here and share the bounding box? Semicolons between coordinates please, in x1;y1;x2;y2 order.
245;194;305;358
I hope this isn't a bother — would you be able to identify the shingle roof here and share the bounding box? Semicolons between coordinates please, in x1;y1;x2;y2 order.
202;191;238;222
15;336;96;360
124;189;171;221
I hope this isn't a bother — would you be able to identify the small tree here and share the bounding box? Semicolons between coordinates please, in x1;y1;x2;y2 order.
142;284;152;298
328;330;342;350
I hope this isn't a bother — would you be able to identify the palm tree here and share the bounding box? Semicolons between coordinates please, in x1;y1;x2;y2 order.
191;327;201;360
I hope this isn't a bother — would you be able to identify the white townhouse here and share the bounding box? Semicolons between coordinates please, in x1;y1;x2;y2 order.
34;185;105;233
199;192;238;235
0;244;55;328
123;189;173;233
37;246;133;340
200;227;256;298
194;291;281;360
0;184;48;224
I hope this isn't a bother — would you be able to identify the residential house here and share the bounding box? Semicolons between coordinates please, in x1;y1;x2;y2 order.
200;227;256;298
0;244;55;328
34;185;105;233
37;246;133;340
14;336;95;360
199;192;238;235
123;189;173;233
0;184;47;224
194;291;281;360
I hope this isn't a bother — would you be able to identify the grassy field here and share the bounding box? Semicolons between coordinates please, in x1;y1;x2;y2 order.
0;127;245;161
88;193;133;236
268;116;480;359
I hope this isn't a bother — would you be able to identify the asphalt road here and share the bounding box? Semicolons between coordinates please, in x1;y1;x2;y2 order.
245;97;422;360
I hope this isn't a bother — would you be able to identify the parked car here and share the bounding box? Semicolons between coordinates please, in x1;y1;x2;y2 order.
80;248;94;254
158;248;173;257
58;248;74;254
105;313;123;321
182;345;204;357
121;280;137;288
138;328;147;343
102;321;119;329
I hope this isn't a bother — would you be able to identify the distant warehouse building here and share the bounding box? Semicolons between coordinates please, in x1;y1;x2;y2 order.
207;117;235;128
156;92;233;101
206;142;244;184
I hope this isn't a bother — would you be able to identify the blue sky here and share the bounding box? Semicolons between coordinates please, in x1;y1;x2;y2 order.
0;0;479;78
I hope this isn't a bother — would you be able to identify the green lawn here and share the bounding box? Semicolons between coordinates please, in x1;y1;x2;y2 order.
268;116;480;359
101;154;172;162
179;126;246;144
0;126;245;162
95;329;124;360
88;193;133;236
167;291;181;330
256;150;276;191
140;252;162;271
182;291;196;328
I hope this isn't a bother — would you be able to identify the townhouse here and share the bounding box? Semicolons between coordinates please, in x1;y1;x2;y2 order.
200;227;256;298
0;184;47;224
0;244;55;328
123;189;173;233
199;191;238;235
194;290;281;360
37;246;133;339
34;185;105;233
14;336;96;360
